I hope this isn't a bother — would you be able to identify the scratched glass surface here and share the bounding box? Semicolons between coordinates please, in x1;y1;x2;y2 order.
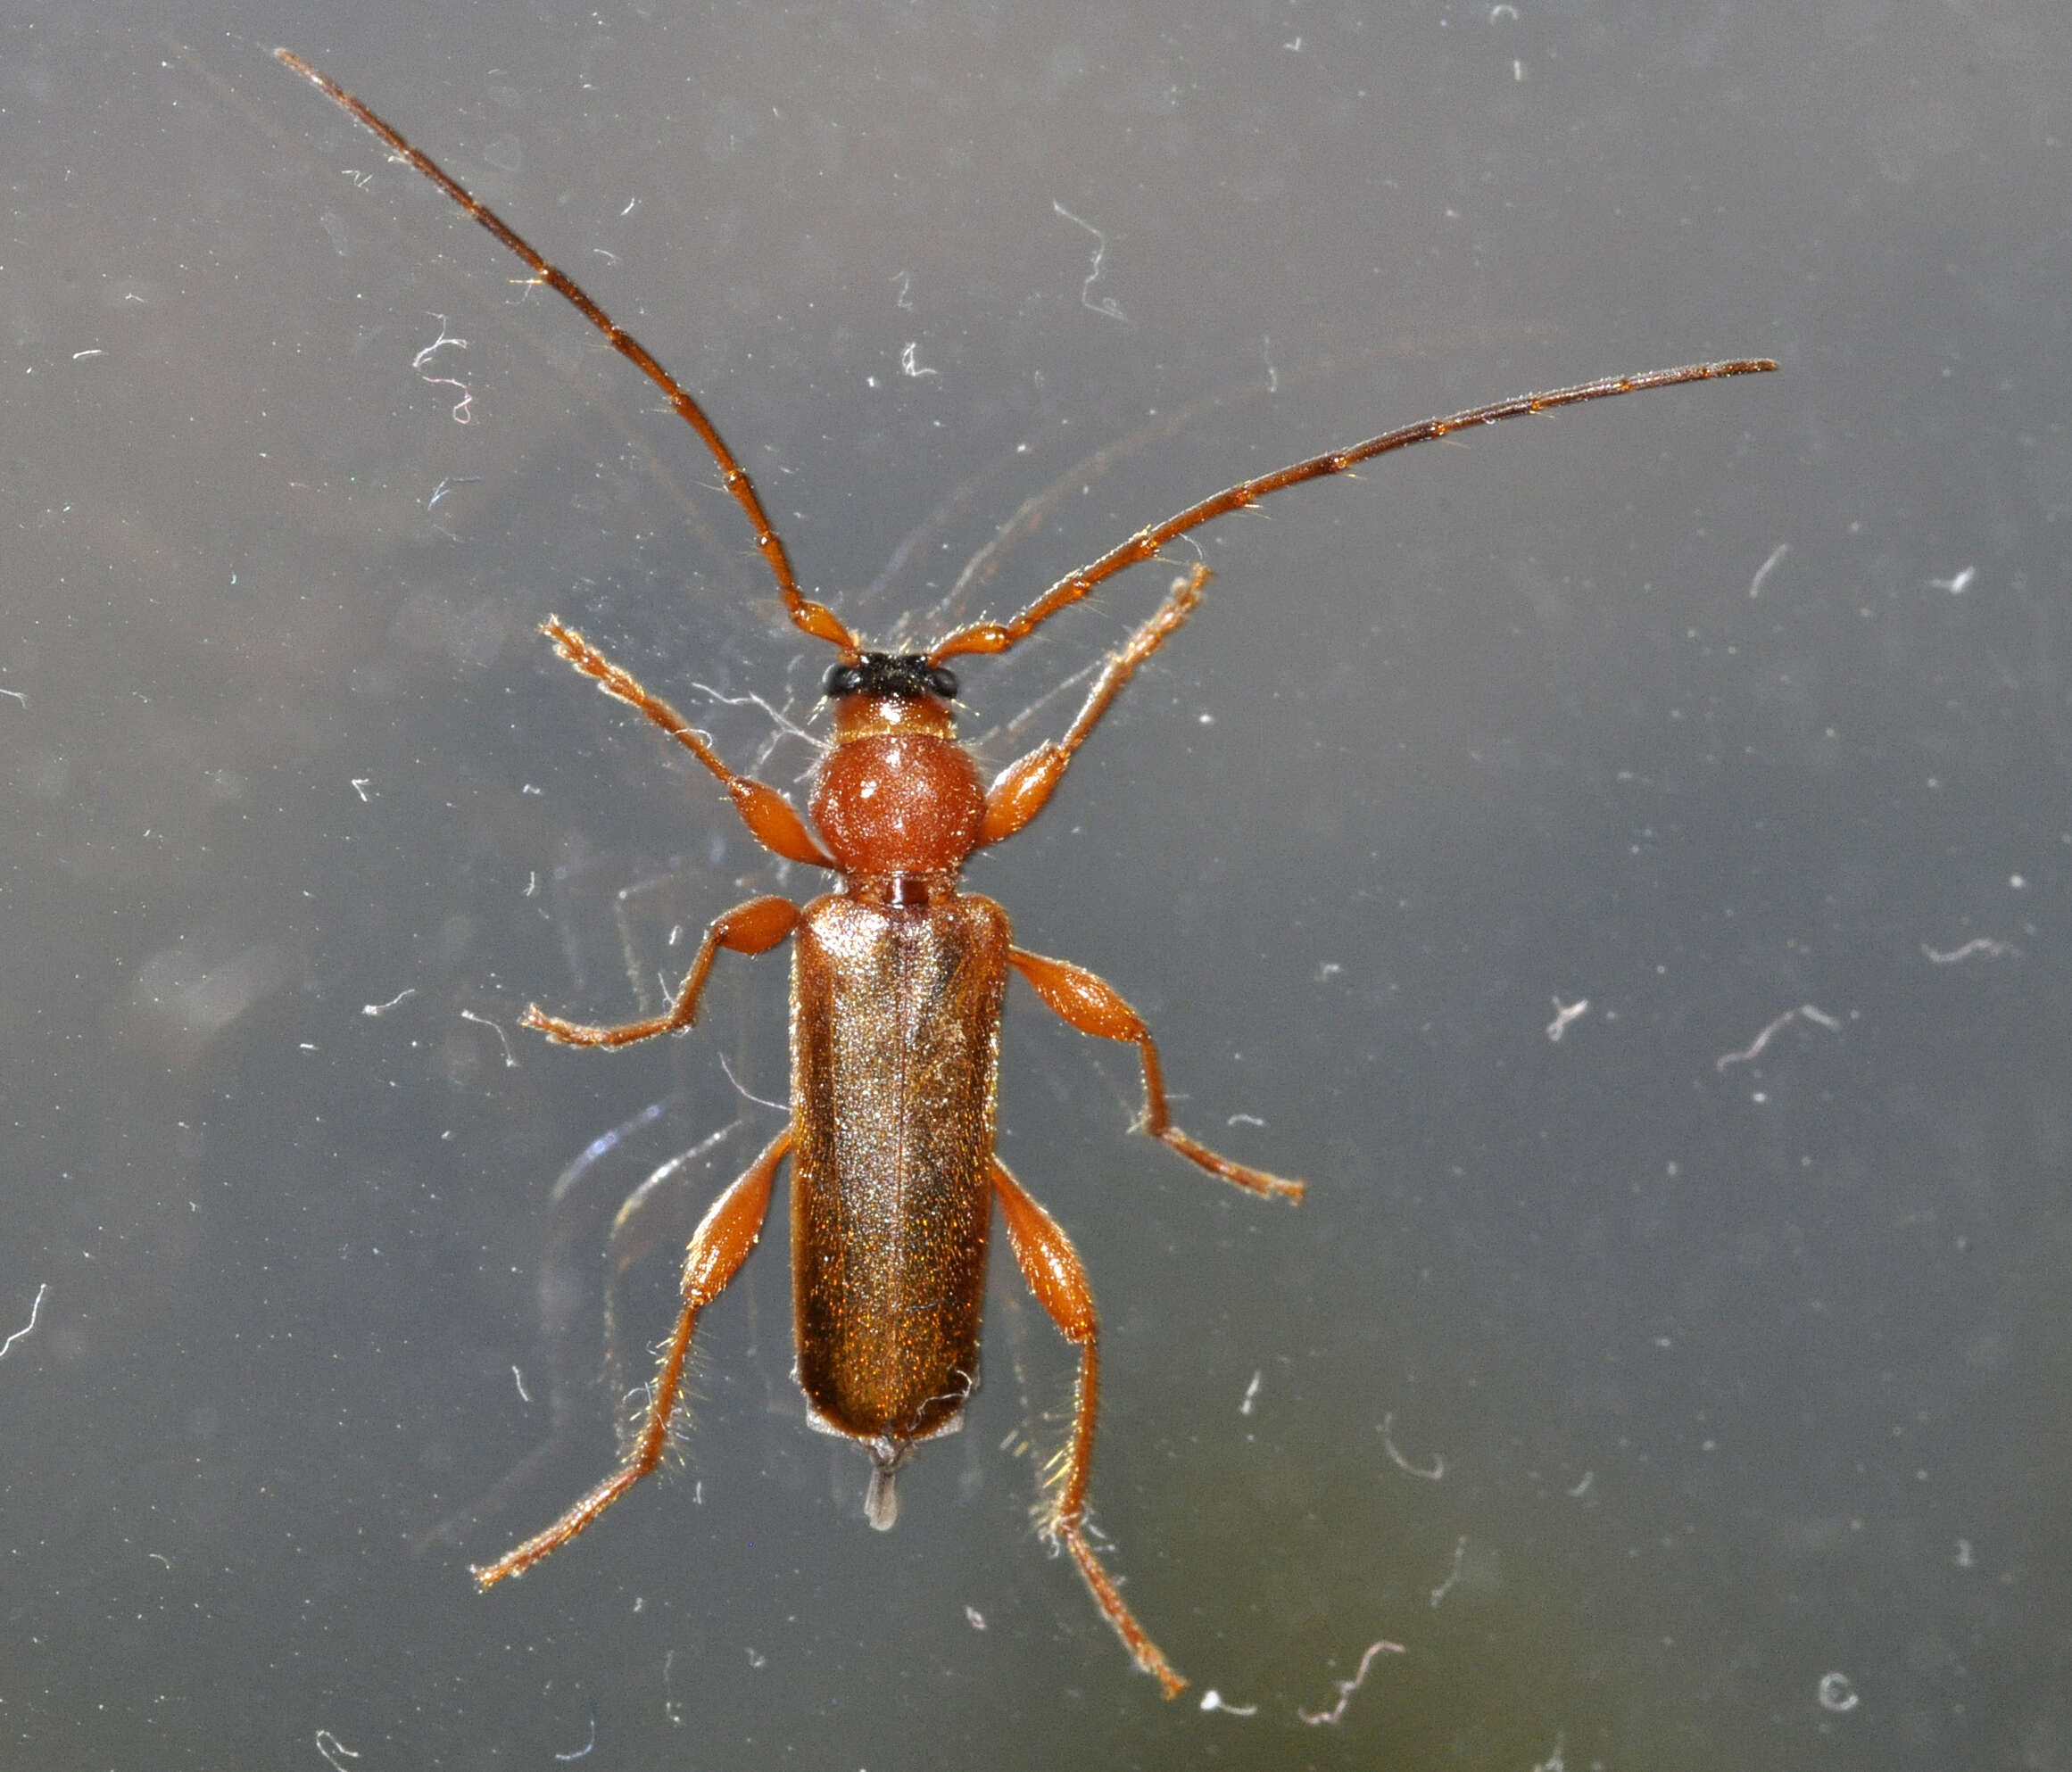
7;1;2068;1766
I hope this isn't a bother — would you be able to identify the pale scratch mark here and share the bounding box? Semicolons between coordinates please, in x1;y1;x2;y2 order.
1379;1412;1446;1480
1262;334;1278;393
1429;1534;1467;1607
1200;1689;1259;1716
350;777;372;802
552;1717;596;1760
1546;996;1589;1041
0;688;25;707
0;1283;48;1361
460;1010;518;1069
965;1605;986;1630
899;341;939;379
1051;202;1127;321
1923;937;2018;965
411;314;468;369
313;1730;361;1772
602;1115;748;1242
1716;1007;1796;1071
410;316;475;422
1567;1469;1594;1498
1227;1111;1265;1128
1297;1638;1404;1726
1239;1370;1263;1416
426;474;481;509
1715;1004;1842;1072
362;989;417;1017
592;247;618;266
422;376;475;424
1930;566;1976;594
1747;541;1790;598
891;269;915;311
663;1649;684;1726
512;1365;532;1404
717;1050;788;1114
692;682;828;754
73;348;104;360
620;196;637;218
985;652;1105;752
1532;1729;1568;1771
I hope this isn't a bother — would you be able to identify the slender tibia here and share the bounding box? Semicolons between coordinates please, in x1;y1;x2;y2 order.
1008;948;1305;1203
539;619;833;867
980;563;1210;846
472;1128;791;1588
991;1157;1185;1699
525;894;800;1049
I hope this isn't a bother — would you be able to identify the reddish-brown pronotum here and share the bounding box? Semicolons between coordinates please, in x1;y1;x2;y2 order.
279;46;1774;1698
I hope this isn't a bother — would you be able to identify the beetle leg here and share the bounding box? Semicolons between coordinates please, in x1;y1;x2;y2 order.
600;1116;750;1453
1008;948;1305;1204
991;1156;1186;1700
978;563;1210;846
538;618;835;867
415;1095;696;1551
526;893;800;1048
473;1127;791;1588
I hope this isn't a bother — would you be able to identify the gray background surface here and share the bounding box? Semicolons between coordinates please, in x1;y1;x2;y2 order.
4;1;2068;1766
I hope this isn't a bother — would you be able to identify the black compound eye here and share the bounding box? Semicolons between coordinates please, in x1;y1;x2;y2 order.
823;652;956;701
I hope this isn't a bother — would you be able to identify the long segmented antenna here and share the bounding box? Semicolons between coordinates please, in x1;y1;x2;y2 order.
924;358;1778;663
274;48;858;658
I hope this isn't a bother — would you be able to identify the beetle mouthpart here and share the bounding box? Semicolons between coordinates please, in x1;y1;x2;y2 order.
865;1440;908;1531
